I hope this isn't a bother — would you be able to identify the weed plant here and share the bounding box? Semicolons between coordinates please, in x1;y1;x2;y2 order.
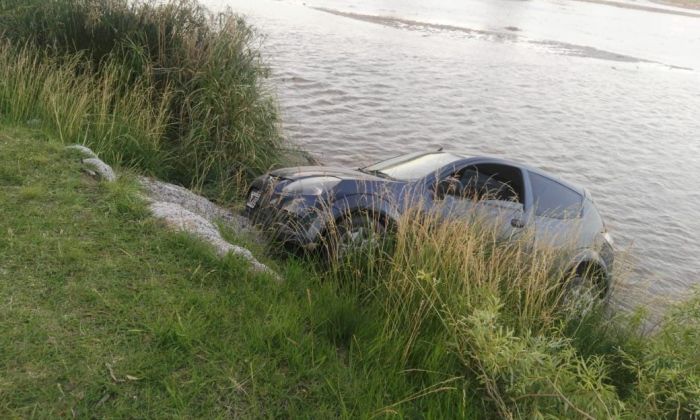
316;205;700;418
1;0;699;417
0;0;281;201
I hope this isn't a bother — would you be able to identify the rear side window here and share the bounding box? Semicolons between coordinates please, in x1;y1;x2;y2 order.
530;172;582;219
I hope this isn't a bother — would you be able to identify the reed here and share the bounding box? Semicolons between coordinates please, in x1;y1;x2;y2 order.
1;0;698;416
318;204;700;417
0;0;281;201
0;43;171;173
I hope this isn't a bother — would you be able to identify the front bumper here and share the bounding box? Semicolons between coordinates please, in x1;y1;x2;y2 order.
244;177;329;250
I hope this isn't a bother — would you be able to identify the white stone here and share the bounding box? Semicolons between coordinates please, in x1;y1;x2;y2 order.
63;145;274;278
138;177;258;239
66;144;98;159
149;201;279;279
65;145;116;182
83;157;117;182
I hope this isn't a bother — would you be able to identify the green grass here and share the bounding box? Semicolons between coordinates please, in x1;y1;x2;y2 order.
0;0;282;203
318;207;700;418
1;0;700;416
2;125;700;418
0;126;362;417
0;125;486;417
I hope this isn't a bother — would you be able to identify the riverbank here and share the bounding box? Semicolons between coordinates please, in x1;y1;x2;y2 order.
0;0;285;204
651;0;700;10
3;122;700;417
575;0;700;16
2;0;700;417
0;126;375;417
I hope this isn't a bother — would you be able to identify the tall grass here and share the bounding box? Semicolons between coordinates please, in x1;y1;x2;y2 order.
0;0;281;200
0;43;171;173
2;0;699;417
319;207;700;418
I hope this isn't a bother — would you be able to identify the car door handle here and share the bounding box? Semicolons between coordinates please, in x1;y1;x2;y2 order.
511;218;525;228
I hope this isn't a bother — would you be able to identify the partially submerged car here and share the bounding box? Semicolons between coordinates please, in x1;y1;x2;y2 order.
245;150;615;295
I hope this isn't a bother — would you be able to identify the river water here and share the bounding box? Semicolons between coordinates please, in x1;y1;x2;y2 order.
209;0;700;309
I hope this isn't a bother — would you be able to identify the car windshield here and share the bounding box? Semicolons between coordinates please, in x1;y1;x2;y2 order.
362;152;462;181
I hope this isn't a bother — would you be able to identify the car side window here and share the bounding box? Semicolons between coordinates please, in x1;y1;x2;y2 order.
459;167;508;201
439;164;522;203
530;172;582;219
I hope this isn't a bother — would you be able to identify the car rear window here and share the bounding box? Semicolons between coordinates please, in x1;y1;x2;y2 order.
530;172;582;219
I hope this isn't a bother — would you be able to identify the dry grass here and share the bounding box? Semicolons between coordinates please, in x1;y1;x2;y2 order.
317;201;700;418
0;43;171;171
0;0;282;201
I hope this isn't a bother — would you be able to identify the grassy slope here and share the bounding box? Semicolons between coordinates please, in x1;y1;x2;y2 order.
4;124;698;418
0;125;377;417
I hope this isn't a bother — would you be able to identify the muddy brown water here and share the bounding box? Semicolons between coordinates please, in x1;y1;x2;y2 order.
207;0;700;311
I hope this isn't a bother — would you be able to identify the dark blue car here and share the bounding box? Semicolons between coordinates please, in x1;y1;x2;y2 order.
245;150;615;294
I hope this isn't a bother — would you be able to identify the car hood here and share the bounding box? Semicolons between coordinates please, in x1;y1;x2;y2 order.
270;166;385;181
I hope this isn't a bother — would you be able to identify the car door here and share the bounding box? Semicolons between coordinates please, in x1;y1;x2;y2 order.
528;171;585;251
433;162;527;240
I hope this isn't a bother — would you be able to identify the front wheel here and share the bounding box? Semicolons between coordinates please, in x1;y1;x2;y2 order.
324;213;386;262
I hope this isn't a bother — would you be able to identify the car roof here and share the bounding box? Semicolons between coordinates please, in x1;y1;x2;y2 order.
446;151;588;197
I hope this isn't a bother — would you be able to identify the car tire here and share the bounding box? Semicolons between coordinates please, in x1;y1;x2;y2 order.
324;213;386;262
563;269;608;312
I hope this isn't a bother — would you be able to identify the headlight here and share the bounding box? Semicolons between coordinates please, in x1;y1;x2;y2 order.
282;198;311;214
281;177;340;196
602;231;614;247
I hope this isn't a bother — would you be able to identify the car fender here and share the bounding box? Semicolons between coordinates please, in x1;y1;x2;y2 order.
569;248;608;273
301;193;401;245
318;193;400;234
332;193;402;226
